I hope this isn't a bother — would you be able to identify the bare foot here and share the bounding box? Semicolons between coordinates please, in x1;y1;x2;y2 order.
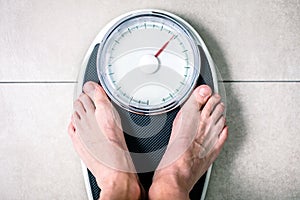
68;81;141;200
149;85;228;200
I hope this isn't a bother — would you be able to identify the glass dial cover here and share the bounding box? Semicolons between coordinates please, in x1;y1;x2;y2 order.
97;10;201;115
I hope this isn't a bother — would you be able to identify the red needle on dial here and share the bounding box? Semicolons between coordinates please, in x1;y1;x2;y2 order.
154;35;175;57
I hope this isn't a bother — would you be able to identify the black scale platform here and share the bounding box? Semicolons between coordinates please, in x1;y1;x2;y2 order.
82;43;214;200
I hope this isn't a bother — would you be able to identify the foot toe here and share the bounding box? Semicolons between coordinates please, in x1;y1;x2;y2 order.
72;112;81;128
68;122;75;137
194;85;212;109
215;115;226;133
79;93;95;113
83;81;110;108
93;86;110;108
83;81;99;102
212;126;228;155
73;99;85;117
211;102;225;123
201;93;221;118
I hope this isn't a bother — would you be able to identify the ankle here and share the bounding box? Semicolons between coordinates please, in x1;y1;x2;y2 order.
99;173;141;200
149;175;189;200
100;185;140;200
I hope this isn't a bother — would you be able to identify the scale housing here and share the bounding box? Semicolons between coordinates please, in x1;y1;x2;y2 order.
75;9;219;200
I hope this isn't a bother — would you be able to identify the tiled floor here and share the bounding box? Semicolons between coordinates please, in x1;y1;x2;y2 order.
1;0;299;199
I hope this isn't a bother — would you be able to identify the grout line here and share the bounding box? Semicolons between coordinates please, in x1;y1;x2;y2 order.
221;80;300;83
0;81;78;84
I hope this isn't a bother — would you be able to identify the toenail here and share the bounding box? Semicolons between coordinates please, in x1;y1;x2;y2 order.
199;87;209;97
84;82;95;92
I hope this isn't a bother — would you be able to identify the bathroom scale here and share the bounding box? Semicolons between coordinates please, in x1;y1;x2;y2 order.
75;9;221;200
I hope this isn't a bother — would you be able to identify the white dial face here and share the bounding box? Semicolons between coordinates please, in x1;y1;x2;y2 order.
98;13;200;114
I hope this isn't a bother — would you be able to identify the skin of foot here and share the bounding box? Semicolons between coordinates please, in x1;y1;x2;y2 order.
68;81;141;200
149;85;228;200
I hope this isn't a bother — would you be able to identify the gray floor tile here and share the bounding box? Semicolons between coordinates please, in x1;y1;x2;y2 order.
206;83;300;200
1;82;299;199
0;0;299;81
0;84;86;199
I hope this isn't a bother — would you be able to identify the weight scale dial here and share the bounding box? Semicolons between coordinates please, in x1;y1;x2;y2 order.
98;11;201;115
